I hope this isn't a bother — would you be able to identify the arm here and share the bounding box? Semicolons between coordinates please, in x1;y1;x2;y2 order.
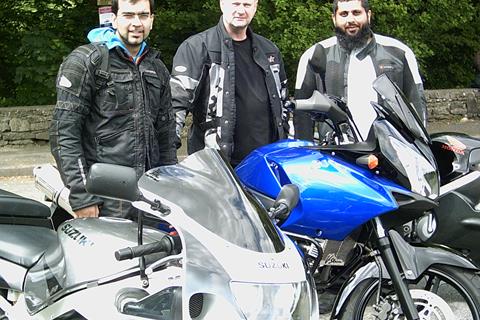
293;46;318;141
154;60;178;165
278;51;290;136
170;38;208;146
49;48;103;212
402;47;428;126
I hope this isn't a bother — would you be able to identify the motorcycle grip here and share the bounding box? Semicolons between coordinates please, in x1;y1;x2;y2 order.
115;236;174;261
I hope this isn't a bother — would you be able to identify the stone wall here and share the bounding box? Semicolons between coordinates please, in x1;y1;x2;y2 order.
0;106;53;147
425;88;480;121
0;88;479;146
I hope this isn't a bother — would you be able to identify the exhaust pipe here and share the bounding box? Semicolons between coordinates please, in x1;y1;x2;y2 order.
33;164;74;216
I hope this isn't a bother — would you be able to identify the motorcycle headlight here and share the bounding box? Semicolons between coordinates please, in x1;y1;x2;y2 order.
230;281;314;320
388;137;439;199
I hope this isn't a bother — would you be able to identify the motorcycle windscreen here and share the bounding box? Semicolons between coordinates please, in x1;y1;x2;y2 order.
141;148;285;253
372;74;430;144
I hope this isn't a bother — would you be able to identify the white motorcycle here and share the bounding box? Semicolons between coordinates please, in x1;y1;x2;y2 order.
0;148;318;319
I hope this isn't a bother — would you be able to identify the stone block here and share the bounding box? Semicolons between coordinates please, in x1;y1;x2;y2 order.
0;120;9;132
35;131;50;141
449;101;467;115
2;132;35;141
466;94;479;117
30;122;50;131
10;139;34;145
9;118;30;132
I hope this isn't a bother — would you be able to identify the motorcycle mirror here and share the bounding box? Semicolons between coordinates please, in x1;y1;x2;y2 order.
86;163;141;202
295;90;348;123
269;184;300;220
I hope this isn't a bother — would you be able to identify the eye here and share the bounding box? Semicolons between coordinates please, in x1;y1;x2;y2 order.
122;13;135;19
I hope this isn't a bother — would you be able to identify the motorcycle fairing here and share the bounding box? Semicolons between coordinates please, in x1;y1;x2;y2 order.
142;148;286;254
236;140;408;240
23;218;168;314
135;149;312;318
431;132;480;182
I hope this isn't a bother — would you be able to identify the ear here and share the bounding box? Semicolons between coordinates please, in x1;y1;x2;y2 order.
219;0;224;12
367;10;372;24
332;14;336;27
112;14;118;29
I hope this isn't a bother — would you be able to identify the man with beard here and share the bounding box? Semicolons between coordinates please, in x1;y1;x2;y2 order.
294;0;426;142
50;0;177;219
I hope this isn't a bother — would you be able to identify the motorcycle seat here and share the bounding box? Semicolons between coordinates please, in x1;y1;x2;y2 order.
0;188;51;218
0;225;57;268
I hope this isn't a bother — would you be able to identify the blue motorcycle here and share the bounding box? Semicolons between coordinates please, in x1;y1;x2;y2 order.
236;74;480;319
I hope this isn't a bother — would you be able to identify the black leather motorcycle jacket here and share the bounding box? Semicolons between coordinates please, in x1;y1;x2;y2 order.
170;18;289;160
50;43;177;217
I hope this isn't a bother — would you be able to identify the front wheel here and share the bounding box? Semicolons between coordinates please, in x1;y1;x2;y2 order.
338;264;480;319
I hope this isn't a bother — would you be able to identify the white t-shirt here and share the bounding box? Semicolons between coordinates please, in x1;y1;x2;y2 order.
346;48;378;141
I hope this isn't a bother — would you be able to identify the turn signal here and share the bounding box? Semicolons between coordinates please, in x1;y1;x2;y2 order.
356;154;379;170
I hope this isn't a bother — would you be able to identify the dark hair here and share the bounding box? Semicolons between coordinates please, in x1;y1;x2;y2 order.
112;0;155;15
332;0;369;14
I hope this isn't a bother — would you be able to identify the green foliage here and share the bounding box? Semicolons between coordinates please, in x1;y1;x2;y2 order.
253;0;332;90
151;0;218;70
0;0;479;106
0;0;96;106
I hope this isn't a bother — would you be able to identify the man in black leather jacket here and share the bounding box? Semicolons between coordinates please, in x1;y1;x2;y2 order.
49;0;176;219
170;0;289;167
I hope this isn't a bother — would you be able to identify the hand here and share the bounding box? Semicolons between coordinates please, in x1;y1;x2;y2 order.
74;205;100;218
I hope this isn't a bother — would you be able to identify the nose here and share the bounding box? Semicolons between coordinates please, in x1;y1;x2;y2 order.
132;14;142;26
345;12;355;22
236;5;246;14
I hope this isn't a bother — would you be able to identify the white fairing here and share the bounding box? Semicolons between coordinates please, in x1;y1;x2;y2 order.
2;149;317;320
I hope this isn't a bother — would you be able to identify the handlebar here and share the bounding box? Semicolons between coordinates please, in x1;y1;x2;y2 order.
115;235;181;261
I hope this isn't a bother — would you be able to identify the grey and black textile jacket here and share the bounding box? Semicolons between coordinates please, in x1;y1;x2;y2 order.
50;43;177;217
294;33;427;141
170;18;289;160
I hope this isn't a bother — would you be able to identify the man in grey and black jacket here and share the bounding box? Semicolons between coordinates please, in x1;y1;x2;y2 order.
171;0;289;167
50;0;177;219
294;0;427;142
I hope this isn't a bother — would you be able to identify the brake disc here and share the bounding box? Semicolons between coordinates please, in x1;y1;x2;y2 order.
372;289;454;320
410;289;455;320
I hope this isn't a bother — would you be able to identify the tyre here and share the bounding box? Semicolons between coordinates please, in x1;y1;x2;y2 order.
338;264;480;319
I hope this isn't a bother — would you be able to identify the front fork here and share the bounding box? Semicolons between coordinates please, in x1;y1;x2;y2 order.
373;217;420;320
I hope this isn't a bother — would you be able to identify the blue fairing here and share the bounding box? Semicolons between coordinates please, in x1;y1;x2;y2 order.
236;139;409;240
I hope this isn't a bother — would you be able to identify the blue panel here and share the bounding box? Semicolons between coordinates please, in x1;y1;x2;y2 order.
236;140;409;240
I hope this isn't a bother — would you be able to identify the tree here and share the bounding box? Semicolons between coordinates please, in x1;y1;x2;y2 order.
370;0;480;89
0;0;478;106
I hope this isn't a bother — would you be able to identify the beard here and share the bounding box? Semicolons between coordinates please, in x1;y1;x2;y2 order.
335;23;372;52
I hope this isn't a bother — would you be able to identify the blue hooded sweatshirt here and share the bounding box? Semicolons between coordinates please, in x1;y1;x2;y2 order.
87;27;147;63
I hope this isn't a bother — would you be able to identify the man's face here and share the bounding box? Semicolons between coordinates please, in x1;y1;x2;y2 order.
220;0;257;31
333;0;370;37
113;0;153;53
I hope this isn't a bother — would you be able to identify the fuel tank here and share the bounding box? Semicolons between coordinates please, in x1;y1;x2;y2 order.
23;217;166;314
236;140;408;240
